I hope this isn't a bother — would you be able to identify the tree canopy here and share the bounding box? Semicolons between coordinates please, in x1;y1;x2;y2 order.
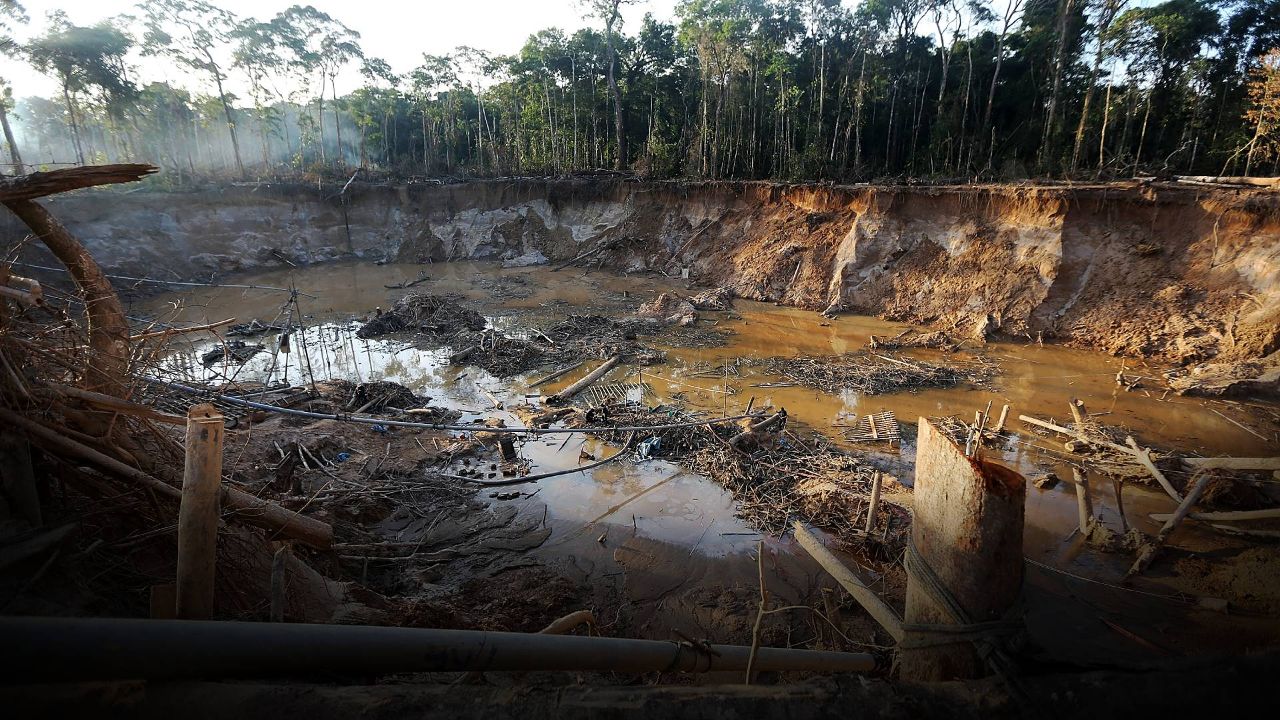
5;0;1280;181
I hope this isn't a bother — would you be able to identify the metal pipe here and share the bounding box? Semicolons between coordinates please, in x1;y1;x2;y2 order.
1;618;878;682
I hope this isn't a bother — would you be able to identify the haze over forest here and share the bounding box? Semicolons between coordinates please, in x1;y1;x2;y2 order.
0;0;1278;182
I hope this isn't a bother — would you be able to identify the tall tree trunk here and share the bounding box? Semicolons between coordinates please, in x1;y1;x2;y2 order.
0;101;22;173
206;54;245;178
62;84;85;165
606;15;627;171
332;75;344;169
1039;0;1077;172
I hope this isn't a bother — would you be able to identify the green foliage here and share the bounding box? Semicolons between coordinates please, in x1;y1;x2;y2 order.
7;0;1280;179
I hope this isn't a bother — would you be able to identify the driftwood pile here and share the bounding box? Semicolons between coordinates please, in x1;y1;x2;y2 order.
584;404;910;552
356;293;487;339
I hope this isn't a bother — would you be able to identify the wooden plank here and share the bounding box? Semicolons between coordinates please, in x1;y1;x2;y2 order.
793;522;903;643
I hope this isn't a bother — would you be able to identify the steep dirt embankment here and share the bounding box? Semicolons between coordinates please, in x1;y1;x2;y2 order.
9;178;1279;370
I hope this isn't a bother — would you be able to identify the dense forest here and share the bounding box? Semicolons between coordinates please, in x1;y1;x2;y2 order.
2;0;1279;182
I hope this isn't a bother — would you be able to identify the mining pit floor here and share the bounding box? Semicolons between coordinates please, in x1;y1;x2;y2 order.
81;259;1275;669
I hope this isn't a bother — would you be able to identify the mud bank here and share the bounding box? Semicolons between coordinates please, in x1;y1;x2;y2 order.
16;178;1280;366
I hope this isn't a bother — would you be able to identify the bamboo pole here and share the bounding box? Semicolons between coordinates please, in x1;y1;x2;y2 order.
993;404;1010;433
1183;457;1280;471
899;418;1025;681
177;404;224;620
792;522;904;643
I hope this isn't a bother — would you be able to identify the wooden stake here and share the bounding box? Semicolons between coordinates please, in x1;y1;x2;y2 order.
899;419;1025;681
1068;398;1088;440
864;471;883;533
176;404;224;620
1072;467;1094;534
993;404;1009;433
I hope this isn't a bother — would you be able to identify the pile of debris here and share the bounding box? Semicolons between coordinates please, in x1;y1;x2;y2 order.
752;351;996;395
357;293;487;339
581;404;910;552
867;328;960;352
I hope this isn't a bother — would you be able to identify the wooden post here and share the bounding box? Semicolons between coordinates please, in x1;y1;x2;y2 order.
176;404;224;620
1072;467;1094;534
547;356;621;405
993;404;1010;433
1125;471;1213;581
899;418;1026;681
864;471;883;533
1068;398;1088;440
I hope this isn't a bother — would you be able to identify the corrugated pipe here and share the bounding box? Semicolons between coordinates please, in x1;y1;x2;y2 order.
1;618;878;682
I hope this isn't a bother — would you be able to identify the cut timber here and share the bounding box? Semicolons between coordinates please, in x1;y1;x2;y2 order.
177;404;224;620
0;408;333;549
547;356;621;405
899;418;1025;682
1072;467;1094;534
993;404;1010;433
1125;436;1182;503
1150;507;1280;522
792;522;904;643
1183;457;1280;471
1018;415;1131;454
43;382;185;425
1126;472;1213;581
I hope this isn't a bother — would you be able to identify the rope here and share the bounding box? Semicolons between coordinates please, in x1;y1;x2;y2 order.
902;540;1025;683
141;377;761;436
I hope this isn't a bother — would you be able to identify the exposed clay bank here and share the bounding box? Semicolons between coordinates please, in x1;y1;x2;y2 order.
19;178;1280;367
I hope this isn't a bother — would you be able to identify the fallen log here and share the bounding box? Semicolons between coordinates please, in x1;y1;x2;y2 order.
1183;457;1280;471
553;240;614;271
42;382;185;425
0;164;158;202
793;522;904;643
0;408;333;549
1126;472;1213;580
547;356;621;405
1017;415;1132;455
1150;507;1280;522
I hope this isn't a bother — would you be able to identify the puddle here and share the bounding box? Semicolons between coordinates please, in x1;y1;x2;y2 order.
136;260;1280;659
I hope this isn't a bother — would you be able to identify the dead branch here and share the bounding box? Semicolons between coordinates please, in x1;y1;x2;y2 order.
0;164;158;202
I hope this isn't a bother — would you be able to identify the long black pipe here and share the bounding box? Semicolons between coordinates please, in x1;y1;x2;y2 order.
0;618;877;682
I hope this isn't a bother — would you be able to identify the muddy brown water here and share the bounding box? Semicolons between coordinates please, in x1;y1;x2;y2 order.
138;260;1280;663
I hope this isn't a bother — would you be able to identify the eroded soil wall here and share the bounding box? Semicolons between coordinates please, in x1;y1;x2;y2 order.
11;179;1280;365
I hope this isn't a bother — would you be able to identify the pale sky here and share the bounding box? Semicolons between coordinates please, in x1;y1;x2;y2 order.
5;0;682;99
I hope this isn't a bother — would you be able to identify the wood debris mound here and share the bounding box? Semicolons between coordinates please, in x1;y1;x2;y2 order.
356;293;487;339
868;328;959;352
583;404;910;552
689;287;734;311
635;292;697;326
753;350;995;395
